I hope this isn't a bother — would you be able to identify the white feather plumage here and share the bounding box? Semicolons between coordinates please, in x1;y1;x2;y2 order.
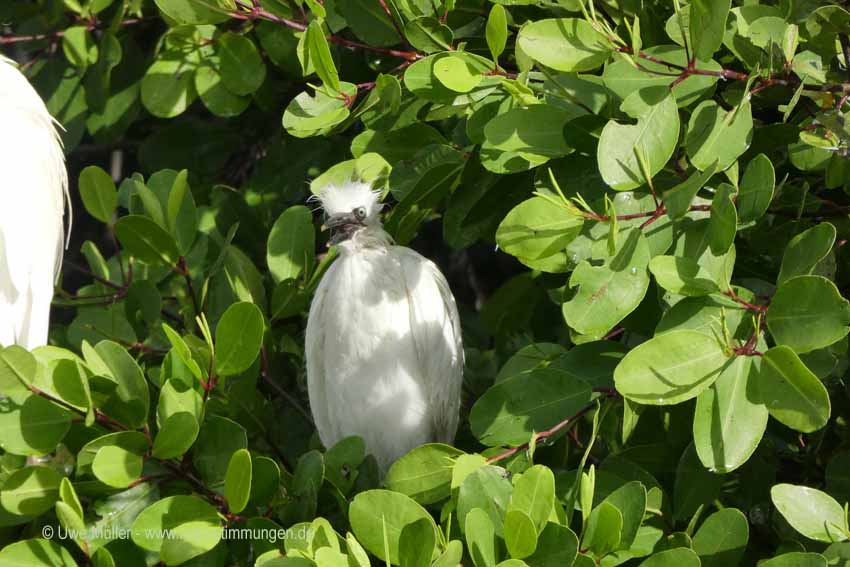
306;182;463;471
0;55;68;348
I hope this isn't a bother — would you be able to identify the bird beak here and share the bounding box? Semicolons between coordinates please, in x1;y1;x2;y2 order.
322;213;365;245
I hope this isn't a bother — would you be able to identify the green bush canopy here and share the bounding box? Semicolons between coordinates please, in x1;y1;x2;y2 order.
2;0;850;565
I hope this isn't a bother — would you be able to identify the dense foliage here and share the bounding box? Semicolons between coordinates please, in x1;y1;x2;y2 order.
2;0;850;565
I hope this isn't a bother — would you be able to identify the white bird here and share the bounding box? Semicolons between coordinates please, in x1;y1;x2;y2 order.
0;55;69;349
306;181;463;471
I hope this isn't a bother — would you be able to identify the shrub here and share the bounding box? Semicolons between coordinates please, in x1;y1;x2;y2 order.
1;0;850;565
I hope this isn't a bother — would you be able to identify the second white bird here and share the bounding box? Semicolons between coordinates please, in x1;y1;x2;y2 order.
305;181;463;471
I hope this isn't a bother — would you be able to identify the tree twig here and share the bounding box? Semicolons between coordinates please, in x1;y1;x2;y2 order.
486;390;619;464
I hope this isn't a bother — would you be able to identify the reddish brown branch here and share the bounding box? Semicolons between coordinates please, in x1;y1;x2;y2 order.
486;390;619;464
0;18;148;45
377;0;407;45
724;289;769;313
232;0;420;60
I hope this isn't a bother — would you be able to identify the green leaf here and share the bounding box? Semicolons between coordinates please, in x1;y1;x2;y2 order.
405;17;453;53
385;444;464;505
689;0;731;61
0;345;36;403
486;5;508;62
59;477;83;519
508;465;555;534
582;501;622;557
777;223;836;285
141;51;198;118
78;432;148;477
335;0;401;47
516;18;612;72
482;106;575;174
692;508;749;567
114;215;181;267
759;554;828;567
614;330;730;405
63;26;98;68
601;480;647;550
686;99;753;171
598;87;680;191
504;510;539;559
0;539;78;566
195;63;250;118
157;379;202;425
470;368;592;446
767;276;850;354
753;346;831;433
708;183;737;254
215;302;264;376
79;166;117;223
640;548;701;567
433;55;483;92
674;443;723;521
225;448;252;514
152;0;234;24
92;445;143;488
526;523;578;567
738;154;775;223
649;255;721;296
671;219;736;293
306;21;340;92
0;466;62;516
93;340;150;429
562;228;650;338
663;162;718;220
283;83;355;138
218;32;266;96
771;484;848;542
131;495;222;565
152;412;199;459
693;356;767;473
466;508;498;567
399;517;435;567
349;489;436;564
0;394;71;456
249;456;281;507
55;501;85;552
267;205;316;284
192;415;248;493
602;46;720;107
495;196;583;272
457;466;513;538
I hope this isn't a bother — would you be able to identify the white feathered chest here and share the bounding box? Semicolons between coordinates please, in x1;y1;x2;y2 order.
305;242;463;471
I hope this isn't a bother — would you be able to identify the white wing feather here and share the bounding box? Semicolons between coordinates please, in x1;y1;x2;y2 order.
305;260;337;442
397;248;463;443
0;56;68;348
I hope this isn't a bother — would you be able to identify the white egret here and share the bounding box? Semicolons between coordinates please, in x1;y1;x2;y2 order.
0;55;69;349
306;181;463;471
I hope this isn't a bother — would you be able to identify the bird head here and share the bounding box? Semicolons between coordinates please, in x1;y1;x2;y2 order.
316;181;383;245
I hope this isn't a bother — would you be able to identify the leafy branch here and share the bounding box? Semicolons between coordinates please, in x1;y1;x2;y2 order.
231;0;421;60
486;389;620;464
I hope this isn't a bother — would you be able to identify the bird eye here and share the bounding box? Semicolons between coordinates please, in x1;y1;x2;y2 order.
354;206;367;220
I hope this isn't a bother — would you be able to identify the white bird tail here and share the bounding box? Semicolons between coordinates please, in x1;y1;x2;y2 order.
0;55;69;348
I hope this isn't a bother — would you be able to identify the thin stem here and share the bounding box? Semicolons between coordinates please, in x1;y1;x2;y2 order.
377;0;408;45
486;390;619;464
177;257;201;317
259;346;314;424
840;34;850;82
66;262;123;291
724;289;768;313
232;1;420;60
0;18;148;45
